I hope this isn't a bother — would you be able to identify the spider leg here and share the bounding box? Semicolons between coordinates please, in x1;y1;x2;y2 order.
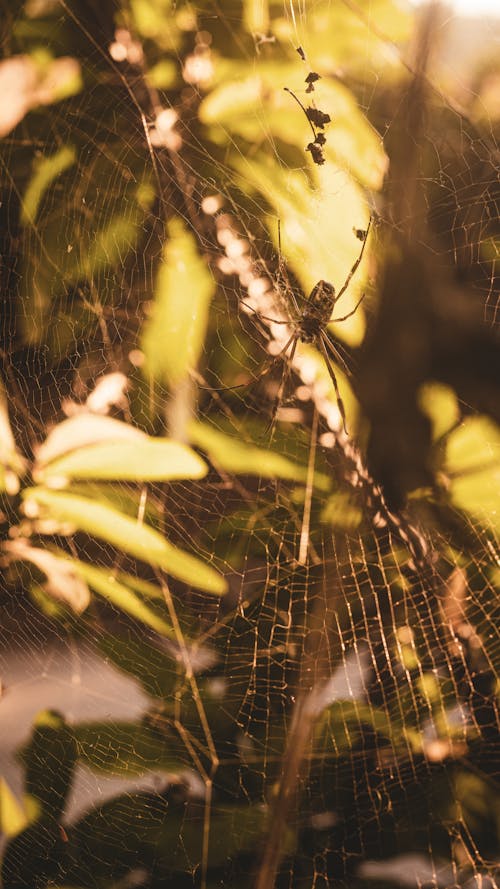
198;332;296;393
318;333;348;435
267;335;298;433
240;299;291;325
321;330;352;378
334;216;372;304
330;292;365;324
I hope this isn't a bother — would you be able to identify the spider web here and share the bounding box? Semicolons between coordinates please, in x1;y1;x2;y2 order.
0;2;499;888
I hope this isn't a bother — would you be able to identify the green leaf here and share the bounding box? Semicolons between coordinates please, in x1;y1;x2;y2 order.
141;217;215;386
418;382;460;441
231;155;369;348
0;779;29;838
445;417;500;532
72;560;175;637
201;64;386;190
0;376;26;493
321;491;363;531
21;145;76;226
22;487;227;595
243;0;269;33
271;0;411;77
36;436;208;484
115;569;164;600
74;721;183;776
73;213;141;282
188;420;331;491
20;176;149;346
35;414;145;467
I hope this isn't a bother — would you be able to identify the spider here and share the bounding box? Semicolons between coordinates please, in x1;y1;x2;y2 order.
245;216;372;435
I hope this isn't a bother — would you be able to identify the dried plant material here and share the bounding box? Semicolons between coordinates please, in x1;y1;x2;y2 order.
0;55;81;137
4;540;90;613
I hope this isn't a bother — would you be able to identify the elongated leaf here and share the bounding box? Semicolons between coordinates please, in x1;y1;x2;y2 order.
0;779;29;838
188;420;330;491
74;721;183;776
72;561;174;637
35;414;145;468
0;376;26;493
418;382;460;441
22;487;227;595
21;145;76;226
112;569;164;600
142;216;215;386
445;417;500;532
37;437;207;484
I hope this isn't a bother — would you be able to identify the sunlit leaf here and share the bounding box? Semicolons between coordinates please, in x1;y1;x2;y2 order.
418;382;460;441
271;0;411;77
115;570;164;600
321;491;363;531
141;216;215;386
130;0;183;50
243;0;269;34
445;417;500;532
231;155;369;347
22;487;227;595
201;64;386;190
36;436;208;484
0;779;29;838
21;145;76;226
72;561;175;637
35;414;145;467
146;58;177;88
188;420;331;491
0;376;26;493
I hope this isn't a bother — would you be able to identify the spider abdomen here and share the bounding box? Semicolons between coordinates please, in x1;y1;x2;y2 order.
299;279;336;342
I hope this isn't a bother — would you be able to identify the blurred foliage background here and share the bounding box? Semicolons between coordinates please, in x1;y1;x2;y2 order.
0;0;499;887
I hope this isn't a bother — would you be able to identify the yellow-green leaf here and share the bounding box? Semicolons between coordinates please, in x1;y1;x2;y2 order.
21;145;76;226
445;417;500;532
189;420;330;491
0;779;28;838
0;376;26;492
35;414;145;468
72;561;175;637
141;216;215;386
418;382;460;441
231;156;369;347
37;437;207;484
201;66;386;191
22;487;227;595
